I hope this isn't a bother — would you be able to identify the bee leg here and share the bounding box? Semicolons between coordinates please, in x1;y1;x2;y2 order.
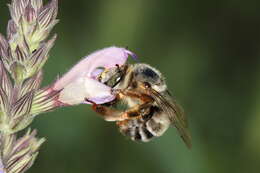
112;89;153;119
95;105;129;121
92;103;151;121
86;98;151;121
121;102;152;119
86;89;152;121
113;89;153;103
85;98;128;121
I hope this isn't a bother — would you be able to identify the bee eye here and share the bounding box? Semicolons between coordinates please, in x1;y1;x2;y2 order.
116;76;121;82
144;82;151;88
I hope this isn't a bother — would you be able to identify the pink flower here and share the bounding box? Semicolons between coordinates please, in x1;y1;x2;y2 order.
53;46;136;105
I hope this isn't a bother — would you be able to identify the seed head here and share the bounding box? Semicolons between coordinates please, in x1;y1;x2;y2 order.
0;0;58;82
1;129;45;173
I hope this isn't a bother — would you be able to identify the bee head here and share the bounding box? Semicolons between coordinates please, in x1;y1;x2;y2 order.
97;64;127;88
133;64;167;92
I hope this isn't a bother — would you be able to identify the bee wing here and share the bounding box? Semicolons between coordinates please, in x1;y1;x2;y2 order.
149;89;192;148
166;90;188;128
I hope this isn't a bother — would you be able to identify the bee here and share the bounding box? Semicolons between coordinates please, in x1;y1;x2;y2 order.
88;63;192;148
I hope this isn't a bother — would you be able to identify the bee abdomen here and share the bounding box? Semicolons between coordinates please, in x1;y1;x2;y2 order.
146;113;171;137
133;126;154;142
118;119;155;142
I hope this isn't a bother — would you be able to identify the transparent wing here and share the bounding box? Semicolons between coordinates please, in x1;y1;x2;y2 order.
166;90;188;128
149;89;192;148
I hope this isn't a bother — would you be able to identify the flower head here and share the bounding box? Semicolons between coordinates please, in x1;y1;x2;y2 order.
53;46;137;90
33;46;137;110
55;46;137;105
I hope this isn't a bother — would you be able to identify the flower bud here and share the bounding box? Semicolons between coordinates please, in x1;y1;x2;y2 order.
4;129;45;173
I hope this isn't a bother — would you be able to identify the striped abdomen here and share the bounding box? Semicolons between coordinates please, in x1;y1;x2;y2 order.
117;106;171;142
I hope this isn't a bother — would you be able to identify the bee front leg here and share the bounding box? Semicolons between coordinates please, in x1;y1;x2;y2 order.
113;89;153;103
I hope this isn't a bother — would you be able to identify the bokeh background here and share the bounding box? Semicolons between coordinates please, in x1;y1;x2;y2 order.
1;0;260;173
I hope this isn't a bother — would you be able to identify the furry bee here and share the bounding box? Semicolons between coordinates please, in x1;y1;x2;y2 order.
89;63;192;148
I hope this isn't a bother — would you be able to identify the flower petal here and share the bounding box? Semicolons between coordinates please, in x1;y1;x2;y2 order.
58;77;115;105
53;46;136;91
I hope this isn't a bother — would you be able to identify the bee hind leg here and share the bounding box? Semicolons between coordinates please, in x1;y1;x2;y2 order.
85;98;126;121
94;104;128;121
86;98;152;122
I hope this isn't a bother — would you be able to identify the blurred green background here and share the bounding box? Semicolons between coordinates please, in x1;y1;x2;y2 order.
1;0;260;173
